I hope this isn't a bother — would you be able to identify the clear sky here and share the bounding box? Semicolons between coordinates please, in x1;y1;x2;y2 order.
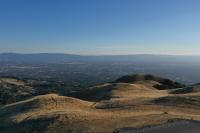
0;0;200;55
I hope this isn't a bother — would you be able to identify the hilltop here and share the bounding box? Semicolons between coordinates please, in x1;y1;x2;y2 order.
115;74;185;89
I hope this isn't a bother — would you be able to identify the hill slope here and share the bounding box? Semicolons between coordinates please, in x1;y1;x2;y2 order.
115;74;185;89
170;84;200;94
0;74;200;133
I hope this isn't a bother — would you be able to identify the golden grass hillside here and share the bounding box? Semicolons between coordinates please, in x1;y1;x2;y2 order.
0;75;200;133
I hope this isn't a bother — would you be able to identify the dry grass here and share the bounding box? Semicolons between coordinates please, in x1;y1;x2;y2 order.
0;78;25;86
0;80;200;133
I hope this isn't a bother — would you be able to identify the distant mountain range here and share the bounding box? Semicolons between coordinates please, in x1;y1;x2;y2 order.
0;53;200;64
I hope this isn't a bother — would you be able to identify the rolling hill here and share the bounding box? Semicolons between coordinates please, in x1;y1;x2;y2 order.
0;74;200;133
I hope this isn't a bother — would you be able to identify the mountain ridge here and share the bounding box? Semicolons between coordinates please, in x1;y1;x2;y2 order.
1;53;200;63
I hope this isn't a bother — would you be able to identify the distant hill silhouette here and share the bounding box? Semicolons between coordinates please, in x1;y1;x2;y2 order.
0;53;200;63
0;53;83;63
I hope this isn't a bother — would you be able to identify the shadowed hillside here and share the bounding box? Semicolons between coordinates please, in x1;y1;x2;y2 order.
115;74;185;90
170;84;200;94
0;77;72;105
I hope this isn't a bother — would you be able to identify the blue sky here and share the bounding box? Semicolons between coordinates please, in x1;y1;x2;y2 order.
0;0;200;55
